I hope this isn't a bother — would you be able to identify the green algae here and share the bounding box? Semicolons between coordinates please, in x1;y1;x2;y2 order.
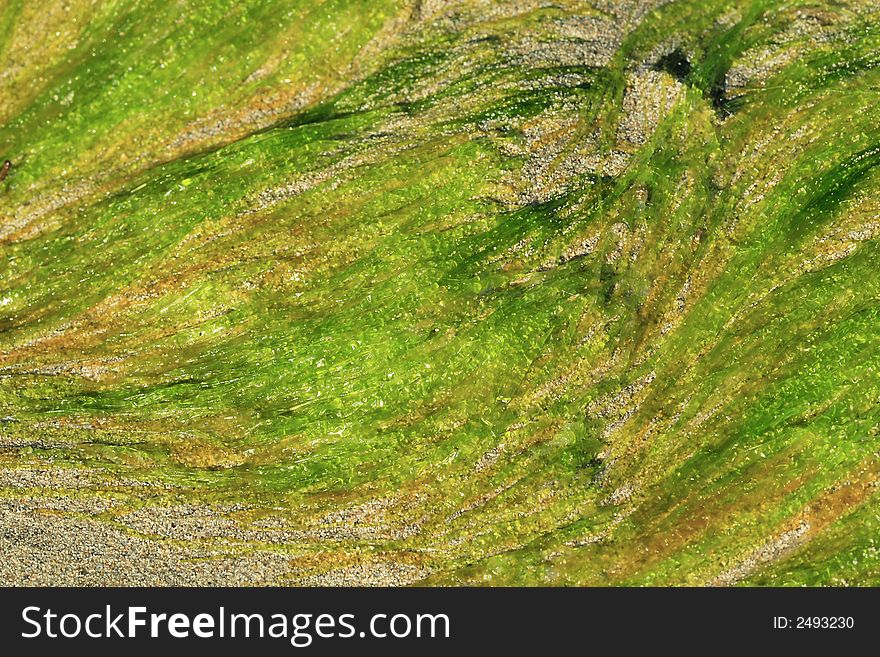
2;0;880;585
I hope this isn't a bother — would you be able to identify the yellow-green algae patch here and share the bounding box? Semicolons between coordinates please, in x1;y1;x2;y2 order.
2;0;880;585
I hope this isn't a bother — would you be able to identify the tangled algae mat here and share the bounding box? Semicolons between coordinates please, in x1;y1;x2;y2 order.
1;0;880;586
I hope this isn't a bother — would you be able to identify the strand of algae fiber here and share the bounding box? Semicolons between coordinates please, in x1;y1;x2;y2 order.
1;0;880;585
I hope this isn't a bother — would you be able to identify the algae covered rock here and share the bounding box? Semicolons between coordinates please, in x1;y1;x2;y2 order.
1;0;880;585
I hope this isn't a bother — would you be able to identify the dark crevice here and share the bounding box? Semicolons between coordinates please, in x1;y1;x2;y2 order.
709;77;742;117
653;49;743;117
653;49;692;82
